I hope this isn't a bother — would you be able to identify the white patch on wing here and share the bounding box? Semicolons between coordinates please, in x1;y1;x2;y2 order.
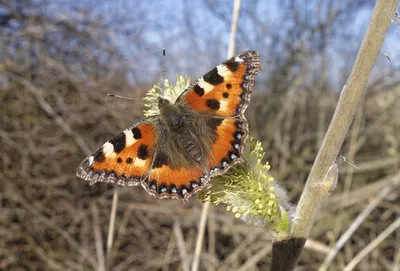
217;64;232;77
124;129;136;146
219;100;229;112
198;77;214;94
235;56;244;62
102;142;114;157
88;156;94;165
134;158;146;167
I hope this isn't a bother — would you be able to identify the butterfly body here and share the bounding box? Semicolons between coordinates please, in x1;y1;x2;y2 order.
154;97;214;172
77;51;261;201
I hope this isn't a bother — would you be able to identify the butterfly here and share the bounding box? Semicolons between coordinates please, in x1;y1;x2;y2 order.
76;51;261;201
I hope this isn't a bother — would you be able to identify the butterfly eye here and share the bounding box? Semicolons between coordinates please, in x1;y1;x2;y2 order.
158;97;170;105
170;115;186;129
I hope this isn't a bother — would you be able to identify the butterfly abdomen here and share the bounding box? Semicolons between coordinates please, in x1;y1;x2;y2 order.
177;131;203;163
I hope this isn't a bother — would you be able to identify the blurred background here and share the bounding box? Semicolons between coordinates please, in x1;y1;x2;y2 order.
1;0;400;270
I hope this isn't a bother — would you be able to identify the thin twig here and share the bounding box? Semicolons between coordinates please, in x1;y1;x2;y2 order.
106;188;119;269
227;0;241;58
304;239;330;255
208;217;217;271
192;202;210;271
162;231;175;271
219;233;259;271
319;174;400;271
237;245;272;271
394;223;400;271
342;94;365;195
173;221;190;271
91;201;106;271
191;0;241;270
326;174;397;211
343;217;400;271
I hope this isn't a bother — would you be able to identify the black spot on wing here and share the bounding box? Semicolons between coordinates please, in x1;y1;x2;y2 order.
179;185;192;198
193;85;205;97
137;144;149;160
117;157;122;163
132;127;142;139
203;67;224;85
231;139;241;150
149;180;157;191
94;149;105;162
126;157;133;164
190;181;200;190
157;183;167;194
223;92;229;98
207;117;223;131
235;119;245;129
169;184;178;194
226;83;232;89
109;134;125;153
234;131;243;141
225;59;240;72
206;99;220;110
228;150;239;162
153;152;169;168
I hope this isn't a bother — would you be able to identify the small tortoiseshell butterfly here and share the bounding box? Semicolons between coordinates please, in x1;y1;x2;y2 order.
77;51;261;201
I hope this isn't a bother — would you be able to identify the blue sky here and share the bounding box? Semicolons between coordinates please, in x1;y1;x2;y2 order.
38;0;400;90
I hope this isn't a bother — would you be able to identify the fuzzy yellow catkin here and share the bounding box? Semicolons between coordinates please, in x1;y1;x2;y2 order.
200;137;292;235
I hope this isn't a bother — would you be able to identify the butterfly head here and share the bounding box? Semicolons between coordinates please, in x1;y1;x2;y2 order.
158;97;185;131
157;97;171;106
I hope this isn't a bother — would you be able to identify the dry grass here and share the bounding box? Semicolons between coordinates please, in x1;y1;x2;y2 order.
2;63;399;270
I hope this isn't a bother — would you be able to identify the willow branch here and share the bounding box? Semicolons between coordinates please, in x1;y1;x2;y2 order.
292;0;398;238
269;1;398;270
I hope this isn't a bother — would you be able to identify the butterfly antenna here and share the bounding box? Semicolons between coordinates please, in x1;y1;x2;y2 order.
107;93;145;102
161;48;167;95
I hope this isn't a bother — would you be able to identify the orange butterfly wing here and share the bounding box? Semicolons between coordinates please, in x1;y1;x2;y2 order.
177;50;260;117
145;160;206;200
76;122;156;186
77;51;261;202
207;117;247;172
177;50;261;177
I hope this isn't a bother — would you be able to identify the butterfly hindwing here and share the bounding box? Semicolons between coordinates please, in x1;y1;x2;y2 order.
144;159;207;200
177;50;261;117
207;117;248;175
76;121;156;186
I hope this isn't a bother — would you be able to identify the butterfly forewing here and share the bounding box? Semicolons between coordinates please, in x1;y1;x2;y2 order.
77;121;156;186
177;51;261;117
